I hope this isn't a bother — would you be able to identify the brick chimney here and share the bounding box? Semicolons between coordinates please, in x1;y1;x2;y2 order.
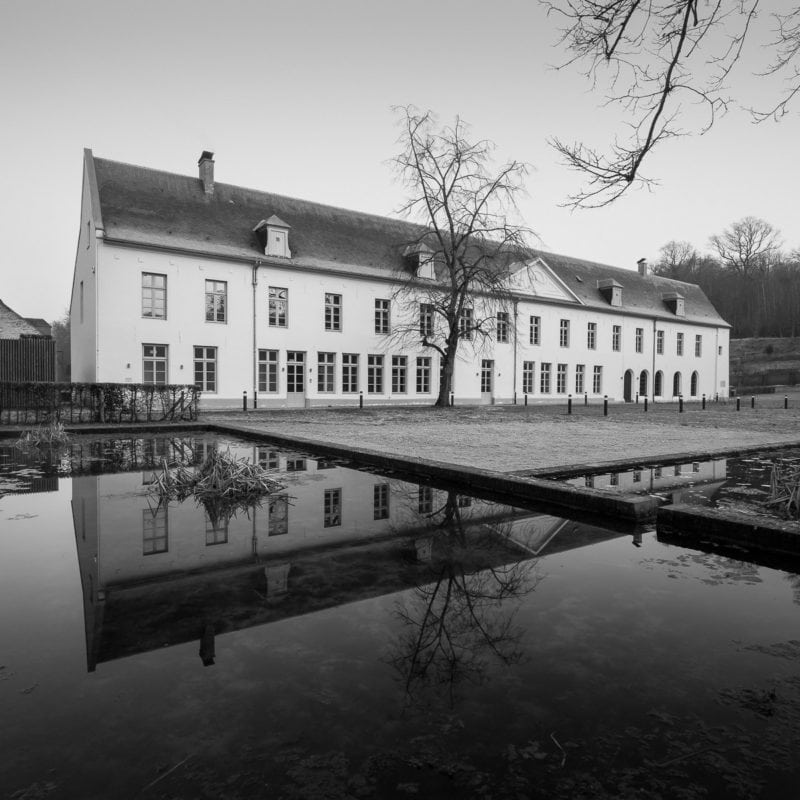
637;257;648;276
198;150;215;195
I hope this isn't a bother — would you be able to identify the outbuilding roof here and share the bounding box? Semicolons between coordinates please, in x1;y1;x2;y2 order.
88;151;728;327
0;299;45;339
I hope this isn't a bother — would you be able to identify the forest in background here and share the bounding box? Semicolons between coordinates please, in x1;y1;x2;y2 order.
651;217;800;338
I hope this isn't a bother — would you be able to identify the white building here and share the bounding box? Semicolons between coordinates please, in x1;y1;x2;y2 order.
70;150;729;408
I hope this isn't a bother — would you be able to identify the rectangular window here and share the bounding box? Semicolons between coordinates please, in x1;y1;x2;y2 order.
258;349;278;393
418;486;433;515
559;319;570;347
592;365;603;394
459;307;473;340
205;280;227;323
205;515;228;546
612;325;621;352
416;357;431;393
529;315;541;345
318;352;335;393
367;355;384;394
269;286;287;327
522;361;535;394
257;447;279;470
635;327;644;353
143;507;168;554
419;303;434;338
373;483;389;520
286;457;307;472
374;299;390;334
587;322;596;350
481;360;492;393
556;363;567;394
575;364;585;394
695;335;702;357
342;353;359;393
391;355;407;393
497;312;509;343
324;293;342;331
540;362;551;394
677;332;684;356
142;344;168;384
324;488;342;528
193;346;217;392
656;330;664;354
142;272;167;319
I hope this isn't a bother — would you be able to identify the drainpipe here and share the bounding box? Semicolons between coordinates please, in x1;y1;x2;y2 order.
651;317;657;401
252;261;260;401
714;326;719;397
512;298;519;402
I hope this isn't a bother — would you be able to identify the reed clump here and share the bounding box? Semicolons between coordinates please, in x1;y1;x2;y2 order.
148;448;285;525
763;461;800;519
15;421;70;450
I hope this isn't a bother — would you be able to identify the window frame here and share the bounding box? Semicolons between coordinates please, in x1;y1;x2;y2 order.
367;354;384;394
142;272;167;320
193;345;217;393
269;286;288;327
258;349;279;393
529;315;541;345
342;353;359;393
374;299;390;334
587;322;597;350
317;352;336;393
612;325;621;352
416;356;431;394
324;293;342;332
205;279;227;323
559;319;570;348
391;355;407;393
497;311;509;343
142;343;168;385
522;360;535;394
540;362;552;394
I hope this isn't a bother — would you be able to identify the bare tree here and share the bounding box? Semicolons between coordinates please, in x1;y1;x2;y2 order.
655;240;700;276
391;107;533;407
543;1;800;207
709;216;783;276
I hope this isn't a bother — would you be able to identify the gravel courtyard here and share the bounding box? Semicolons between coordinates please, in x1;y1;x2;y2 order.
205;395;800;473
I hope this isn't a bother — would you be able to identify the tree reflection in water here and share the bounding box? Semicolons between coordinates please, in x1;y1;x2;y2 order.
389;491;540;704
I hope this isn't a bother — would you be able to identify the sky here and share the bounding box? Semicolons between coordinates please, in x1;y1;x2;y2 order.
1;0;798;323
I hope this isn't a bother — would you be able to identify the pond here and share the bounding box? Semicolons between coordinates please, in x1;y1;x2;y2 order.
2;433;800;799
556;449;800;520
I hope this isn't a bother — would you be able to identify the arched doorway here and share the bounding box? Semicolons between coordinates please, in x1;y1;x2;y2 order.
623;369;634;402
690;371;699;397
654;370;663;398
673;371;682;397
639;370;649;397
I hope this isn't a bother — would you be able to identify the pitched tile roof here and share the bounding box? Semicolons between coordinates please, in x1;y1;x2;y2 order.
0;299;44;338
89;152;728;327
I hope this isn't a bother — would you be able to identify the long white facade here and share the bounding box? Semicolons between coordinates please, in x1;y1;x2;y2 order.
70;150;730;407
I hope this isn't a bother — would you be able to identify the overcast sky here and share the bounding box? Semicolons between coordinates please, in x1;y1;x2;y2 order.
1;0;797;322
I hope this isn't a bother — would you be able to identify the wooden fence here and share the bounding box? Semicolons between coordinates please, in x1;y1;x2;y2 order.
0;338;55;382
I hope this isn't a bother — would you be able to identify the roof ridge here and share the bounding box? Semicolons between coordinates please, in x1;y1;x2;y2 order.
93;155;425;231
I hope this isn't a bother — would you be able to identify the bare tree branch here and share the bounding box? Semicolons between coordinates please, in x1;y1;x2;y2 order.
543;1;799;207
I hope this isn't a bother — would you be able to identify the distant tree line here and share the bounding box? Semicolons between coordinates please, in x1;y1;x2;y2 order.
652;217;800;339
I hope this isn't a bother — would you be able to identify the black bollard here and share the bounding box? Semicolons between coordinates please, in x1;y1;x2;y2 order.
679;396;684;413
242;391;247;412
584;392;588;406
450;392;454;407
702;393;706;410
253;391;258;410
603;395;608;416
644;397;648;412
785;395;789;410
568;394;572;415
635;392;639;404
524;393;528;407
751;395;755;409
737;397;741;411
514;392;517;405
359;390;363;409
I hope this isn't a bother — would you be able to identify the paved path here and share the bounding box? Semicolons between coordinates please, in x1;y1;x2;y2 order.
205;400;800;472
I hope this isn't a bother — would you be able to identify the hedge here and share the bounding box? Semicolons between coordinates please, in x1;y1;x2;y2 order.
0;382;200;425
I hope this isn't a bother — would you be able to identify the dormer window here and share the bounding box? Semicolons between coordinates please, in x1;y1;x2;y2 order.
253;215;291;258
403;243;435;279
662;292;685;317
597;279;622;307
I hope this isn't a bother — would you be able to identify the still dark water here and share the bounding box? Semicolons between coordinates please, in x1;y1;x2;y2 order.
2;434;800;799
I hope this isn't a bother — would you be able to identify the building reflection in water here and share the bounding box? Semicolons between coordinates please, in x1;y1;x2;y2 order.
70;436;637;673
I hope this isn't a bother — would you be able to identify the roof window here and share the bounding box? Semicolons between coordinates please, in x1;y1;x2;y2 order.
253;215;291;258
597;279;622;307
662;292;685;317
